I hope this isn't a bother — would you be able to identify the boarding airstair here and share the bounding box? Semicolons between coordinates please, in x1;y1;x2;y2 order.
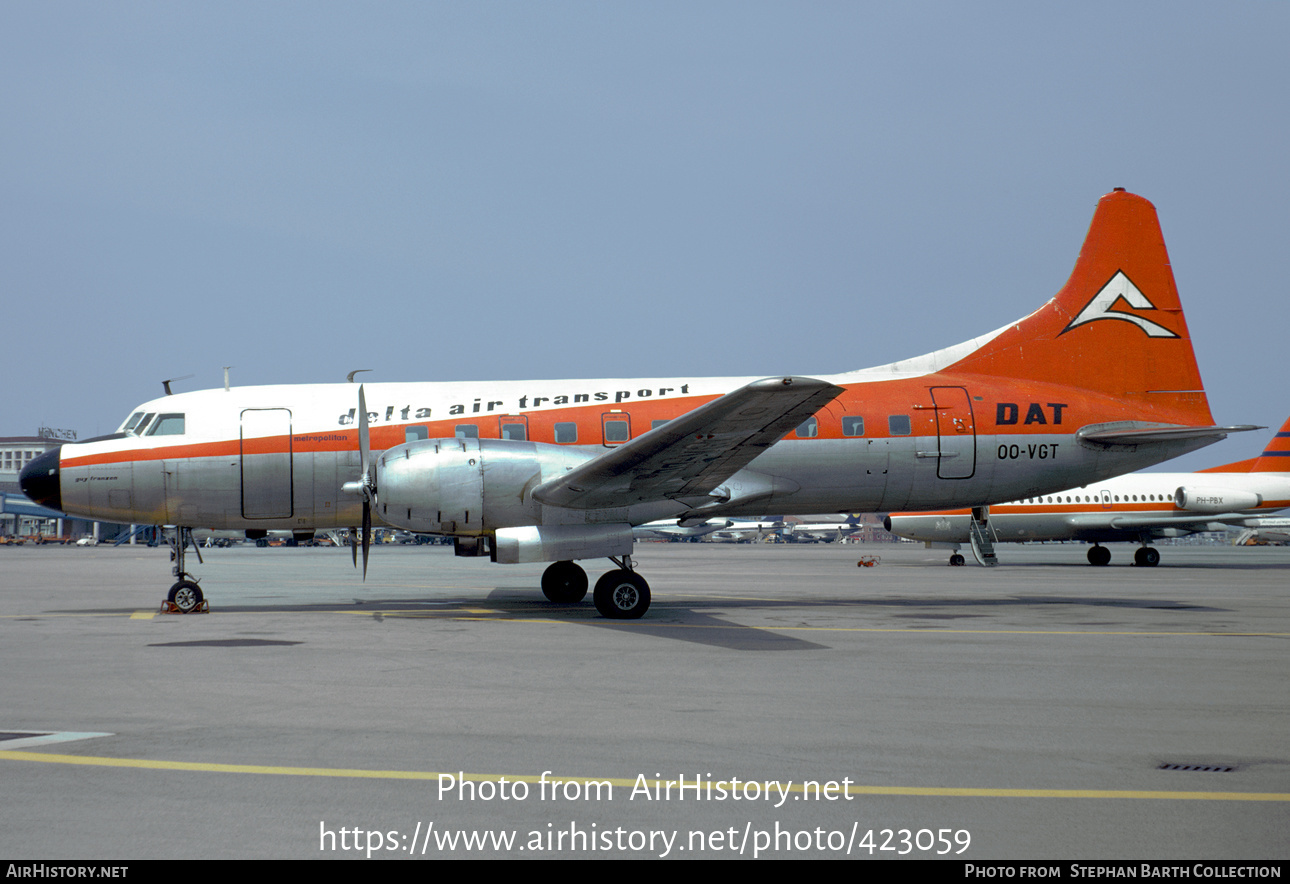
968;506;998;567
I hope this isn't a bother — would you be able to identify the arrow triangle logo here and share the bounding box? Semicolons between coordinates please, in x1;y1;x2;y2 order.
1060;271;1179;339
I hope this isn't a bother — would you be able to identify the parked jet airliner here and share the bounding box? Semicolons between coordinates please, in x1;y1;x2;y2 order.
887;417;1290;566
21;189;1253;618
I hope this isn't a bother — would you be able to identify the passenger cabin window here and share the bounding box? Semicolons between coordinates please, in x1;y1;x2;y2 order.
454;425;480;439
795;417;818;438
651;419;670;430
554;422;578;444
406;425;429;443
148;414;186;436
501;422;527;441
841;416;865;437
888;415;912;436
604;419;630;444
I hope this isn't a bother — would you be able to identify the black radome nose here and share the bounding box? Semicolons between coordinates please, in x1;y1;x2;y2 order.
19;447;62;512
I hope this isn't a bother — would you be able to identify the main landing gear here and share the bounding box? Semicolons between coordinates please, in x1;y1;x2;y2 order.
164;527;208;613
1086;544;1159;566
540;557;652;619
1134;546;1160;567
541;560;588;603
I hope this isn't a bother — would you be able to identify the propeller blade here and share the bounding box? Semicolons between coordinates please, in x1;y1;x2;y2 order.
339;385;376;582
361;502;371;581
358;384;371;488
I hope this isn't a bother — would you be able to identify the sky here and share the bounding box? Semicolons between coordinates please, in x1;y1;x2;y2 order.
3;2;1286;470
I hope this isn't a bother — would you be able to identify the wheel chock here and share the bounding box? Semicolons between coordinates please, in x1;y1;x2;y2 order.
158;599;210;614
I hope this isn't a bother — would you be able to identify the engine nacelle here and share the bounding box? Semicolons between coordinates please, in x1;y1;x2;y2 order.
1173;486;1262;513
375;437;595;536
492;523;634;564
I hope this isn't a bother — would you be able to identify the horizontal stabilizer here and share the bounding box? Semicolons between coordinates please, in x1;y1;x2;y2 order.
1077;424;1261;447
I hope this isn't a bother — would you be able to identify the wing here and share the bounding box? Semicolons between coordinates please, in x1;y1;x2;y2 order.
531;376;843;510
1064;512;1253;530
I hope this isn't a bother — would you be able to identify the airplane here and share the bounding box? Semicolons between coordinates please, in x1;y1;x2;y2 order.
885;416;1290;566
705;516;867;543
779;514;868;543
1231;518;1290;546
20;188;1255;618
706;518;790;543
632;518;735;541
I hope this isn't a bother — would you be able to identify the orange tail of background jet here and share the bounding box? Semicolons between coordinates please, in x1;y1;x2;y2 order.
1201;416;1290;474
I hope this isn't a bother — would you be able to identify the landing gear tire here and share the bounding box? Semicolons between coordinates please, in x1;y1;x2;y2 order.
949;553;965;566
593;570;651;620
1087;545;1111;566
168;580;204;613
1134;546;1160;567
541;561;588;603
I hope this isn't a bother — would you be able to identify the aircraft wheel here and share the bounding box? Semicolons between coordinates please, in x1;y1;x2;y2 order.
1087;545;1111;566
168;580;204;613
1135;546;1160;567
541;561;588;603
949;553;965;566
593;570;651;620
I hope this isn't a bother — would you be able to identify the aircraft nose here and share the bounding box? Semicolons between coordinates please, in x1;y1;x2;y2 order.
19;447;62;512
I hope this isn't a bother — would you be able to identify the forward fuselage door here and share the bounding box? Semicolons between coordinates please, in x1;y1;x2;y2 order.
241;408;293;519
930;386;976;479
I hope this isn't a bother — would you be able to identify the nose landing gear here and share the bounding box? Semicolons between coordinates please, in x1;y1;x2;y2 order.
162;527;208;613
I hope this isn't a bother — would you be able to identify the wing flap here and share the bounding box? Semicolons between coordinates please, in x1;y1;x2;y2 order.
532;376;843;510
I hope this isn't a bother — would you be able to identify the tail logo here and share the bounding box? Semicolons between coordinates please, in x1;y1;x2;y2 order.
1060;271;1179;339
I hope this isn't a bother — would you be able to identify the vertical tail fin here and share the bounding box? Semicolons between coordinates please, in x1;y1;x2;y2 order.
1254;418;1290;471
948;189;1214;427
1203;416;1290;473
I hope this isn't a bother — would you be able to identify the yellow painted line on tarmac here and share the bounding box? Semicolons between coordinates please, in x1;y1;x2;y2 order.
0;750;1286;801
376;607;502;616
443;617;1290;638
2;607;1286;638
0;608;1285;638
733;625;1290;638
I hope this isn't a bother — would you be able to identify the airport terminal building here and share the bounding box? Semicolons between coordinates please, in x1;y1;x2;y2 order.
1;433;107;541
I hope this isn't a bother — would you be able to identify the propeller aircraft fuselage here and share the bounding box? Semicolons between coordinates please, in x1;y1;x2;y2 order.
21;190;1253;617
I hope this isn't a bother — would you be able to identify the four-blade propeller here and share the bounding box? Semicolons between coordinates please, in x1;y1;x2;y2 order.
340;385;376;579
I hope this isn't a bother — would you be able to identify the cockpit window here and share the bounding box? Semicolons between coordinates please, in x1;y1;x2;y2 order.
129;413;157;436
121;412;147;434
147;414;186;436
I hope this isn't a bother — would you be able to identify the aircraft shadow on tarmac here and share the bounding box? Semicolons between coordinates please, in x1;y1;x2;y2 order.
46;591;1232;652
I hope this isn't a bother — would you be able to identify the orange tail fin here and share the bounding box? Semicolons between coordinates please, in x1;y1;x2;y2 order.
949;188;1213;427
1202;416;1290;473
